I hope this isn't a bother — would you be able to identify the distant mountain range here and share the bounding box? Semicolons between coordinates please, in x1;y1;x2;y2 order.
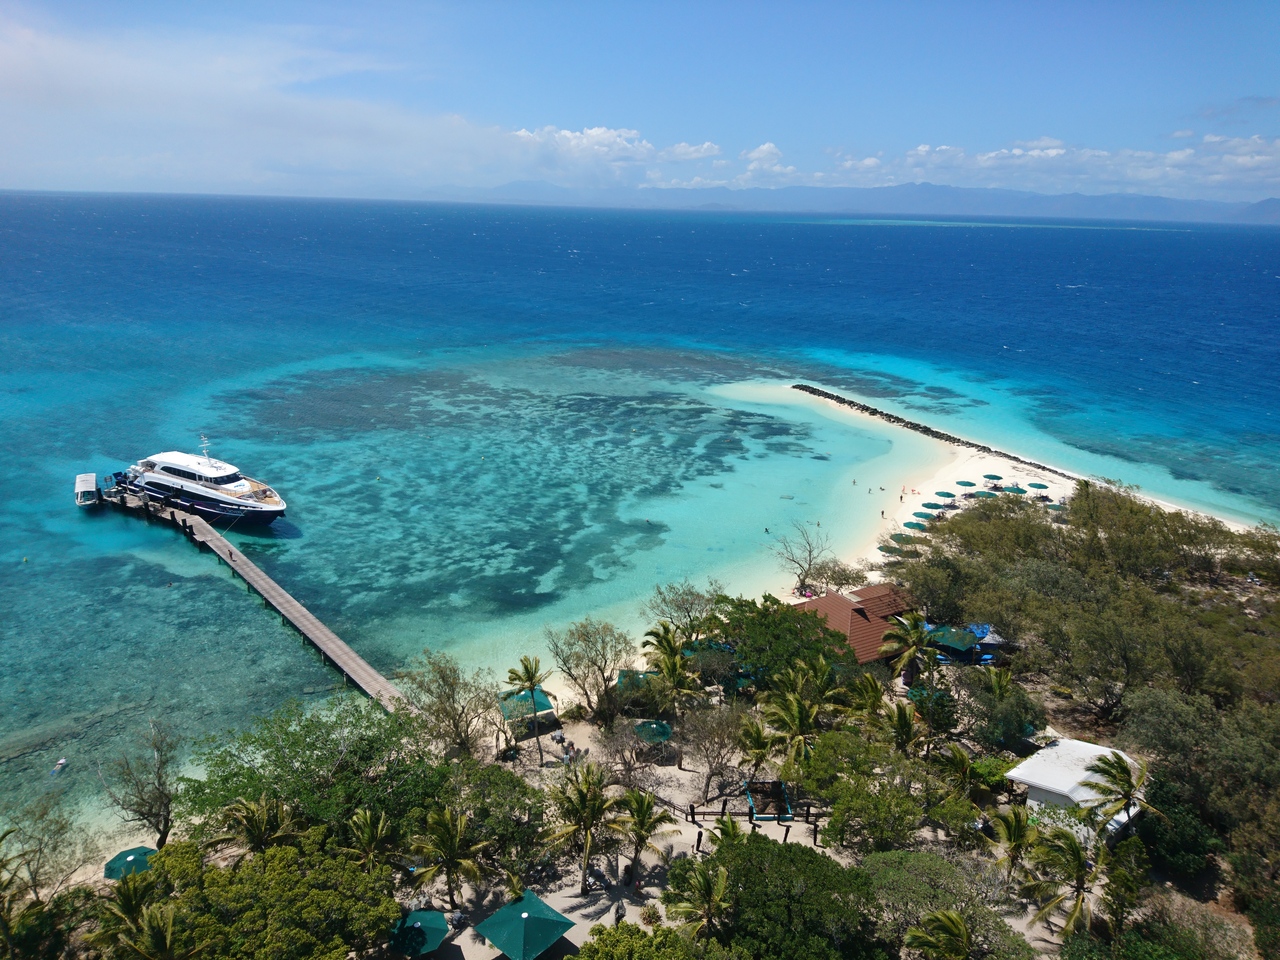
427;181;1280;224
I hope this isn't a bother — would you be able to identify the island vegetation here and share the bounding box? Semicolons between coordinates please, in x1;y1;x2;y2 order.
1;481;1276;960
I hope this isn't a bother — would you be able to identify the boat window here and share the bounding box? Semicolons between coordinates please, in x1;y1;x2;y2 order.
208;472;243;485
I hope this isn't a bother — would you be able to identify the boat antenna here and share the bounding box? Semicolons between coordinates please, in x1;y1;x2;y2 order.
199;434;212;462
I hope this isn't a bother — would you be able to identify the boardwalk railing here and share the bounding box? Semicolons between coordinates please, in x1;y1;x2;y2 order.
106;492;410;713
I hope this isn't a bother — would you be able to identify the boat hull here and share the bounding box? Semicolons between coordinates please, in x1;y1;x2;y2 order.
130;482;284;525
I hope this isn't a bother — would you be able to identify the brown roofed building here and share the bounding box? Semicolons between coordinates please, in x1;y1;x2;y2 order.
797;583;915;664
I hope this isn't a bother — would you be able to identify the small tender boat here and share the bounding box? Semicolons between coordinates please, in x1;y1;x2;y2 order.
121;440;286;525
74;473;101;508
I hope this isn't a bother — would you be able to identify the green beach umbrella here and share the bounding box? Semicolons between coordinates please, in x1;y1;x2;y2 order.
500;686;555;720
634;720;673;744
890;532;923;544
474;892;575;960
105;846;156;880
904;521;928;531
1047;503;1065;511
955;480;976;487
983;474;1003;480
973;491;997;499
921;501;945;509
390;910;450;957
1004;486;1028;495
912;511;936;520
878;545;902;555
935;491;955;498
1028;482;1049;490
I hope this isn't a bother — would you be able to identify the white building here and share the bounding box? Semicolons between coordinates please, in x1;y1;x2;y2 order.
1006;737;1139;832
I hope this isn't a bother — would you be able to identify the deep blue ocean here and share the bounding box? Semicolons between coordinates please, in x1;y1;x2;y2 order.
2;193;1278;815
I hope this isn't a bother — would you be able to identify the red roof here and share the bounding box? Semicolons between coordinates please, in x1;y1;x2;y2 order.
797;584;915;664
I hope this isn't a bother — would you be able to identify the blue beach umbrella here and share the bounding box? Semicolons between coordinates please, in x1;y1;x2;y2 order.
904;522;928;531
1004;486;1028;495
955;480;976;487
921;502;945;510
1028;482;1049;490
1046;503;1065;511
912;512;936;520
935;491;956;499
983;474;1003;481
973;491;997;499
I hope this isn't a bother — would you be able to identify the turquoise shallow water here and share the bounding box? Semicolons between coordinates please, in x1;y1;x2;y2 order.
2;194;1278;815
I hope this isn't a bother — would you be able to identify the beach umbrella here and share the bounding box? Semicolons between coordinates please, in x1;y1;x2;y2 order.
912;512;936;520
973;491;997;499
904;522;928;531
1028;482;1049;490
104;846;156;880
634;720;673;744
1046;504;1065;511
1004;486;1028;495
474;892;575;960
955;480;976;487
983;474;1003;480
390;910;450;957
890;532;924;544
878;545;902;555
500;686;555;720
921;502;945;509
935;491;956;499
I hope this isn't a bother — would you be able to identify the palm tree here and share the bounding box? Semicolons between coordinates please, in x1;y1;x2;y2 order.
338;808;398;873
650;650;701;715
642;621;687;665
409;806;490;909
206;794;300;859
936;743;974;801
505;656;555;766
771;656;846;724
985;666;1013;702
905;909;972;960
1081;751;1160;828
706;814;744;849
115;904;204;960
987;805;1039;882
617;789;678;888
545;762;624;896
90;871;156;953
738;715;781;783
885;702;923;757
762;692;820;765
1022;828;1106;936
665;862;729;939
879;611;934;684
847;672;887;719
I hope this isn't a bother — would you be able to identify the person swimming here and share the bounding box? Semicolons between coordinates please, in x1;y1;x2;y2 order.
51;757;68;775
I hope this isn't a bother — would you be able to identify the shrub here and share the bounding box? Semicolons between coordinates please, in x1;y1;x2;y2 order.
971;756;1017;792
1136;777;1221;880
639;903;662;927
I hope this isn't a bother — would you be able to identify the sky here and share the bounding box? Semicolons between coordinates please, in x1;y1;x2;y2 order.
1;1;1278;202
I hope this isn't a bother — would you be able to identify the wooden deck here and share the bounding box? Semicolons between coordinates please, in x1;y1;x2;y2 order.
107;492;409;712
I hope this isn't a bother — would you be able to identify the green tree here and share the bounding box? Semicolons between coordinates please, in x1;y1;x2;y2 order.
115;903;205;960
1101;837;1149;939
399;649;501;758
546;762;623;896
738;715;781;783
935;744;974;802
1080;751;1160;828
762;693;821;766
616;790;677;889
505;656;555;766
905;910;972;960
409;807;489;909
546;618;635;723
885;702;923;758
337;808;398;874
1023;828;1106;936
879;611;934;684
578;922;701;960
987;806;1038;882
205;794;300;860
664;862;729;939
643;578;725;645
710;595;852;692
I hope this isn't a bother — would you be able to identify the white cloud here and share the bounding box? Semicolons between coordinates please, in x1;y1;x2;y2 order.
735;142;799;185
657;141;721;161
1172;129;1195;138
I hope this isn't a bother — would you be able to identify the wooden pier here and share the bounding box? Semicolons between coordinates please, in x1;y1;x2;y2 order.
106;492;409;712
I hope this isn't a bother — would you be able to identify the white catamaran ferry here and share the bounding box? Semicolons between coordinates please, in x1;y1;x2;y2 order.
120;442;286;525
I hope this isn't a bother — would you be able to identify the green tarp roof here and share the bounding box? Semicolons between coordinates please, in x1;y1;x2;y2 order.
634;720;673;744
390;910;449;956
500;686;555;720
105;846;156;880
474;892;574;960
929;625;979;652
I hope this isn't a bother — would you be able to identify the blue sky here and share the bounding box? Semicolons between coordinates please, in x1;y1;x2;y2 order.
1;1;1278;200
